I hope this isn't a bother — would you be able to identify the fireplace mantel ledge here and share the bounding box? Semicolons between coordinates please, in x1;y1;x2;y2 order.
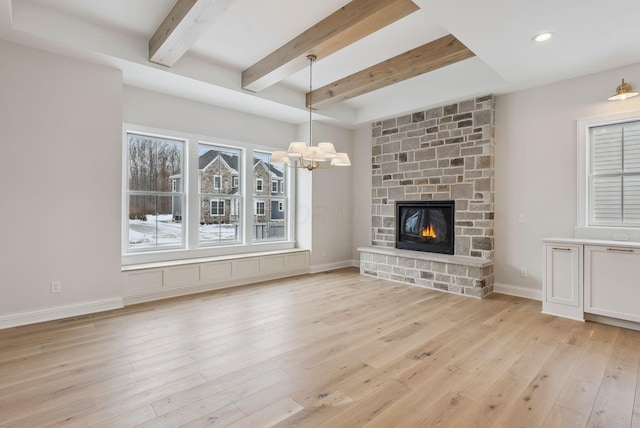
357;246;492;268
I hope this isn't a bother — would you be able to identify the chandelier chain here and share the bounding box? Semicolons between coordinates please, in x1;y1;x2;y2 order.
308;54;315;148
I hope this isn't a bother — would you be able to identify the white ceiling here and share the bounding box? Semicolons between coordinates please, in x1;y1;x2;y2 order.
2;0;640;127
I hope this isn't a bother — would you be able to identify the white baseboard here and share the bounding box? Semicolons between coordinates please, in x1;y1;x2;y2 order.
308;260;356;274
351;259;360;268
493;282;542;301
0;297;124;330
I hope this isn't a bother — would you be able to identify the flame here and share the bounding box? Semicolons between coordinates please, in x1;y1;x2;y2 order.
422;224;436;238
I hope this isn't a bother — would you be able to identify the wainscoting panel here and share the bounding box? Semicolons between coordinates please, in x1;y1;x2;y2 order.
261;254;286;272
201;261;233;281
165;265;200;286
125;270;164;293
122;249;310;305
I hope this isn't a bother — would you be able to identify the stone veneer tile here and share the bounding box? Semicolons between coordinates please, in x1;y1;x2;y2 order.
366;95;495;298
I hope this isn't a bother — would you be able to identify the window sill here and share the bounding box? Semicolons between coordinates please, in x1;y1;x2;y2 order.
122;240;296;267
122;247;304;271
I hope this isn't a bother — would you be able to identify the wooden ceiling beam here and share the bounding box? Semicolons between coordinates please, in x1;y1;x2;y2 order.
307;34;475;107
241;0;419;93
149;0;236;67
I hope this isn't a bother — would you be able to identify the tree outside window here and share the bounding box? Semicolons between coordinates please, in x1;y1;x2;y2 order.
126;133;184;251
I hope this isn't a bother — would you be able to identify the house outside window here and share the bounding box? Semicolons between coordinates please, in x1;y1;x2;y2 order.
253;151;287;241
198;144;241;245
578;113;640;230
232;175;238;188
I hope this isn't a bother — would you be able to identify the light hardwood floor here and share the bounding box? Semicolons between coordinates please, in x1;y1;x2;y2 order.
1;268;639;427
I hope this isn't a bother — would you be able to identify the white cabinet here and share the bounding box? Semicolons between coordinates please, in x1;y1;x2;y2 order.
584;245;640;323
542;238;640;325
542;244;583;320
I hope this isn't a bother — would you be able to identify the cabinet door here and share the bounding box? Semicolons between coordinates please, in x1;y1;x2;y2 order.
585;245;640;323
542;244;583;320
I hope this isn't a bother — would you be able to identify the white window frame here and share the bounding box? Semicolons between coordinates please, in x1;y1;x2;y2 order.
122;123;296;266
279;181;284;194
278;201;284;212
256;178;263;192
272;181;278;193
124;131;186;254
210;200;225;216
232;175;238;188
577;111;640;239
214;175;221;190
255;200;265;215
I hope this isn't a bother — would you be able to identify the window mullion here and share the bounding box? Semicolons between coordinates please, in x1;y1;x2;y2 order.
244;148;254;245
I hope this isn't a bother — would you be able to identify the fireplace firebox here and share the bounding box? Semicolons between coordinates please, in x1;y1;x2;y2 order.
396;200;455;254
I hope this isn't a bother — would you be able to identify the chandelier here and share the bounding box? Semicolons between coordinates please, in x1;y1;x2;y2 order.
271;55;351;170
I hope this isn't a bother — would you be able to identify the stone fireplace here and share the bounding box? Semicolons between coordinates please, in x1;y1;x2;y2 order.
358;95;495;298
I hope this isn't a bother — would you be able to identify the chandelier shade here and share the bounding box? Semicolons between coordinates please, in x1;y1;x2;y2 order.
317;142;337;158
270;151;290;163
271;55;351;171
286;142;306;158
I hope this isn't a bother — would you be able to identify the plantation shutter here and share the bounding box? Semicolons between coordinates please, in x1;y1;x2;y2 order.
589;120;640;225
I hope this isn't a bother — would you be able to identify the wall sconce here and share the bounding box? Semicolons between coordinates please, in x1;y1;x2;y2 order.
608;79;639;101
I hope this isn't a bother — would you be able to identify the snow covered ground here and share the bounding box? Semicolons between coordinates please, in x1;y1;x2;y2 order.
129;214;238;248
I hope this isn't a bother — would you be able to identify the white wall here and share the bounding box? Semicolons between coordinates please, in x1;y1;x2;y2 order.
0;40;123;320
351;125;373;263
495;62;640;296
123;86;296;149
288;121;356;270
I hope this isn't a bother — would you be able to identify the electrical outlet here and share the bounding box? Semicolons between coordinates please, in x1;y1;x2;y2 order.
520;268;528;278
518;214;526;223
322;249;327;257
51;281;62;294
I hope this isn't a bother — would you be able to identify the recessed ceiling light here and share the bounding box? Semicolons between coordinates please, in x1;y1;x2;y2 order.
532;32;553;42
